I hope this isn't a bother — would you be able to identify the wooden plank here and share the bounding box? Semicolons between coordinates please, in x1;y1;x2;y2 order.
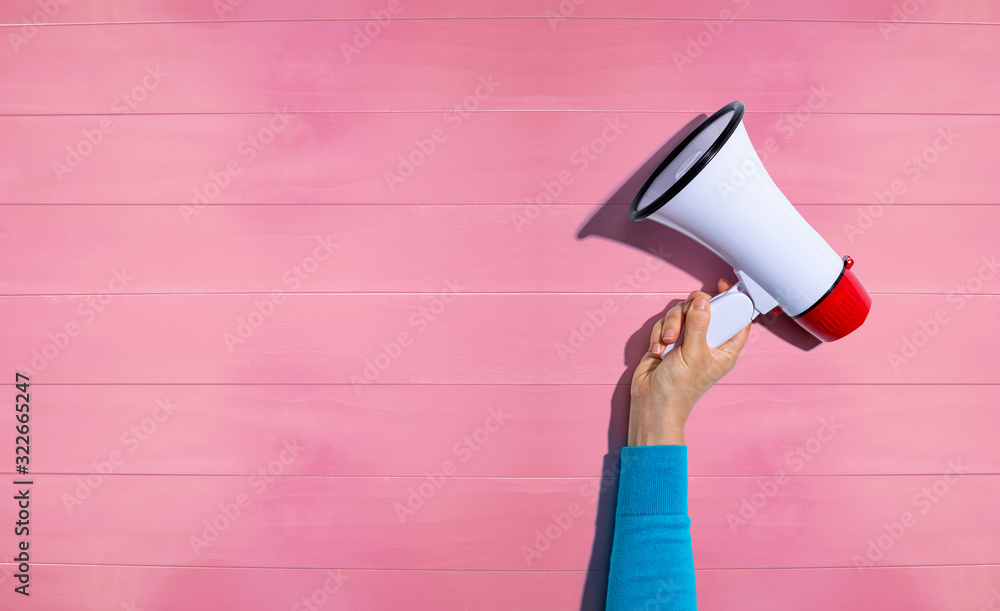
2;20;999;114
696;565;1000;611
1;293;997;384
0;473;995;570
2;0;999;24
4;384;999;478
0;112;987;204
1;563;999;611
0;564;587;611
0;204;996;295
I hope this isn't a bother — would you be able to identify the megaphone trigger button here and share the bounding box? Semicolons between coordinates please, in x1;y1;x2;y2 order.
843;256;854;270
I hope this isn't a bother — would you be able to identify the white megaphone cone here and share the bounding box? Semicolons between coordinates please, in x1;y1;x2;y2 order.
630;101;871;354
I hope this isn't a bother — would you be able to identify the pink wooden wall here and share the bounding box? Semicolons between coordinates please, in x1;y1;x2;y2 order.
1;1;998;609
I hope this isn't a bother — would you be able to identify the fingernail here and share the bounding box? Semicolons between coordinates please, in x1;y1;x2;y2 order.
694;296;708;310
663;329;676;341
652;342;664;354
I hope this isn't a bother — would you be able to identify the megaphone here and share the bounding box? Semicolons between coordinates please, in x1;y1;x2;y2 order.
630;101;871;354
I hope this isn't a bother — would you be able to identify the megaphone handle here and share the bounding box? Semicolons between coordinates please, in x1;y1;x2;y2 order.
659;284;757;357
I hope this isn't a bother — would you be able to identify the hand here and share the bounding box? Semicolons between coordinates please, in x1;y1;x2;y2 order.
628;278;752;446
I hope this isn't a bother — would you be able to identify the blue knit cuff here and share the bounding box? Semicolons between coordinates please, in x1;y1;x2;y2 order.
616;445;688;516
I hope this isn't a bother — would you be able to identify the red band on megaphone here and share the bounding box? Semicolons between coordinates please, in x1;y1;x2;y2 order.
793;262;872;342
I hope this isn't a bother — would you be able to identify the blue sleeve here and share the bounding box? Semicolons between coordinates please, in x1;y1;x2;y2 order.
605;445;696;610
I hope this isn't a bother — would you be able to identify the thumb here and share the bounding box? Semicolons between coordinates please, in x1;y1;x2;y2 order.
680;293;711;357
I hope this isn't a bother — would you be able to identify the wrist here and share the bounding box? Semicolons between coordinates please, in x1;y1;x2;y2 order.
628;397;694;446
632;422;686;446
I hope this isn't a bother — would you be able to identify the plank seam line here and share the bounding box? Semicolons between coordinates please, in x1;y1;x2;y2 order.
1;562;998;572
1;110;999;118
2;291;997;297
15;382;1000;387
0;202;996;207
8;473;1000;479
1;17;999;26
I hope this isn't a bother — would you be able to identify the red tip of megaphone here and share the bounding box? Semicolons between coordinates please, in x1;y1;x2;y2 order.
793;263;872;342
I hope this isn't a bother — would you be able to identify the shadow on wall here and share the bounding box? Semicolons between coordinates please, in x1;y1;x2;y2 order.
574;114;708;610
576;309;672;610
575;112;824;355
573;113;822;609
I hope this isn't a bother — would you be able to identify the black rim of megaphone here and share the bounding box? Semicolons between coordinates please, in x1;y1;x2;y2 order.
628;101;746;221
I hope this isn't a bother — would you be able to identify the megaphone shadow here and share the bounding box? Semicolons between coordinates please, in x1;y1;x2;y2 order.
575;113;823;354
574;117;822;610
